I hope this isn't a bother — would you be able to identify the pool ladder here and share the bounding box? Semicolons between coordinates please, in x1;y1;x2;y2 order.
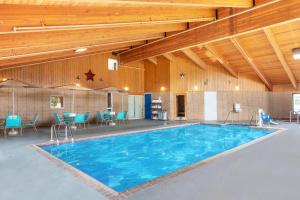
225;111;258;126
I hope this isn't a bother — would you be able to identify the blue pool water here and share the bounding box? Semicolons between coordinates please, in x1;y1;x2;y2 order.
41;124;273;192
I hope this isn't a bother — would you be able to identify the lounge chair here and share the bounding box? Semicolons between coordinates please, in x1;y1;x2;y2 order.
4;115;23;137
22;114;39;133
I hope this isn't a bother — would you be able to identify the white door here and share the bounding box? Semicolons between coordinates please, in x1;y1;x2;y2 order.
204;91;217;121
128;95;144;119
128;95;135;119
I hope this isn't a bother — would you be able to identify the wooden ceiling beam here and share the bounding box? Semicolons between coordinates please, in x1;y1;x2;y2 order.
0;23;186;49
161;53;175;61
0;0;252;8
263;28;297;89
181;48;207;70
0;41;143;69
231;37;272;90
146;57;158;65
119;0;300;64
204;44;238;78
0;33;164;58
116;0;253;7
0;4;215;32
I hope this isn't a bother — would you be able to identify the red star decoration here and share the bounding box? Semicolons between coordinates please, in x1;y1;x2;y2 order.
84;69;95;81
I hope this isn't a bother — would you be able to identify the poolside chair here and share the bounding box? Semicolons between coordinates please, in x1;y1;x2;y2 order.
115;112;126;124
22;114;39;133
4;115;23;137
53;113;74;140
96;111;105;125
0;119;4;136
53;113;65;129
70;113;86;129
103;111;112;125
83;112;90;128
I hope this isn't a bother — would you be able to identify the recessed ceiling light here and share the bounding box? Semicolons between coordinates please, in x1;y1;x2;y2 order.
293;48;300;60
75;48;87;53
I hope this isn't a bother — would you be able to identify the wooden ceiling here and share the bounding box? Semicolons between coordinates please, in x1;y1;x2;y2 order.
0;0;254;70
1;0;300;90
119;0;300;90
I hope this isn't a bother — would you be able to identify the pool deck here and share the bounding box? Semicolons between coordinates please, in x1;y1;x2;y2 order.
0;120;299;200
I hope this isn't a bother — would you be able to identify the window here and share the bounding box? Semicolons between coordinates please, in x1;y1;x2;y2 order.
293;93;300;112
50;96;64;109
108;58;118;71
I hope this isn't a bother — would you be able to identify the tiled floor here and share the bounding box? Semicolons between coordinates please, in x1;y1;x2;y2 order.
1;120;299;200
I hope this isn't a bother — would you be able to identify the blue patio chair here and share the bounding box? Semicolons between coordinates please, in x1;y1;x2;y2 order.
53;113;74;140
22;114;39;133
0;119;5;137
83;112;90;128
69;114;85;127
4;115;23;137
115;112;126;124
103;111;112;125
96;111;105;125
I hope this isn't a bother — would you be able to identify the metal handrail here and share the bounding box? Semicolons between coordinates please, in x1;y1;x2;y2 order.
290;110;300;123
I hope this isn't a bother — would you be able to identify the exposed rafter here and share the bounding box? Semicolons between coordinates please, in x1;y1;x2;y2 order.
146;57;158;65
204;44;238;78
0;41;143;69
119;0;300;64
181;48;207;70
0;0;253;8
263;28;297;89
231;37;272;90
162;53;175;61
0;23;186;60
0;4;215;33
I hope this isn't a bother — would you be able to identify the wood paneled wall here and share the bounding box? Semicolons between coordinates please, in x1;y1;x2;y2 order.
0;53;144;94
169;55;266;92
144;56;170;92
144;54;268;120
0;88;111;125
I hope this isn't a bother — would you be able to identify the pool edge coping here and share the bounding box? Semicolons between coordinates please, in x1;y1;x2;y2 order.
31;123;286;200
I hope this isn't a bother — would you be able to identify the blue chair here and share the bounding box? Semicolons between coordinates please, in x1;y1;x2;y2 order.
96;111;105;125
103;111;112;125
4;115;23;137
22;114;39;133
72;114;86;126
0;119;4;136
83;112;90;128
53;113;74;140
115;112;126;124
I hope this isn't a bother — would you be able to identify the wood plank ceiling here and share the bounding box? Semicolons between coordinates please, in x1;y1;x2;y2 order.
119;0;300;90
0;0;253;70
1;0;300;90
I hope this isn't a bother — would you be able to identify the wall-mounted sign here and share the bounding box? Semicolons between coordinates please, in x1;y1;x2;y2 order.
293;93;300;112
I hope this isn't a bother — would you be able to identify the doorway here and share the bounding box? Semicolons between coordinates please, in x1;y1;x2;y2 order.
128;95;144;119
204;91;217;121
176;94;186;118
